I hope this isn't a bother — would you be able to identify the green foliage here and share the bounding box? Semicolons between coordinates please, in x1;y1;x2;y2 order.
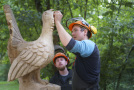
0;64;10;81
0;0;134;89
40;62;56;80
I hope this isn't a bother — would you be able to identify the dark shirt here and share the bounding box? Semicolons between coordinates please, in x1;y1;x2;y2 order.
49;69;72;90
66;38;100;84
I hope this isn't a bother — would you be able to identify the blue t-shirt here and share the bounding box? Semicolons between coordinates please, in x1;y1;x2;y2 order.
70;39;95;57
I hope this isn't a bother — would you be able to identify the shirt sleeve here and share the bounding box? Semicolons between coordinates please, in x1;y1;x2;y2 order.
66;38;95;57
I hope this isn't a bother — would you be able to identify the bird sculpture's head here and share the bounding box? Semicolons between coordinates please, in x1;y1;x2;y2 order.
42;9;54;27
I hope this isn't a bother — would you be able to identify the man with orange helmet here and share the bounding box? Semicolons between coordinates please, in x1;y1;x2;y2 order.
54;11;100;90
49;52;72;90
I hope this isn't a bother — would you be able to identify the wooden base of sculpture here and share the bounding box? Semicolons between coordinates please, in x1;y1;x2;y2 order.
18;70;60;90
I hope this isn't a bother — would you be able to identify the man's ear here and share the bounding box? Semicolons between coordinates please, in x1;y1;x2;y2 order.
84;29;88;36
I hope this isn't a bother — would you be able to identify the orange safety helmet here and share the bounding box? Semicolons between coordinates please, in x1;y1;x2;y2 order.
68;21;90;32
67;17;97;38
53;52;70;65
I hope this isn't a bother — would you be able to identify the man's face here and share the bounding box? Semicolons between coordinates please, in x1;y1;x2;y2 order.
72;25;87;41
55;57;67;71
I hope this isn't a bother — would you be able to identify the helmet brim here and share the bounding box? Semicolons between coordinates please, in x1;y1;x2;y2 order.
53;53;69;65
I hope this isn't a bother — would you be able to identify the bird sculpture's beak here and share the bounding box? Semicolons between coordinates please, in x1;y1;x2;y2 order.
48;9;54;17
50;9;54;11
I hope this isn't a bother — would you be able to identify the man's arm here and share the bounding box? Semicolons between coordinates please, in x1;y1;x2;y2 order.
54;11;72;46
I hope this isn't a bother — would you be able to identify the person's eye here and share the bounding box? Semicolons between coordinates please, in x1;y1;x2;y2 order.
74;29;77;32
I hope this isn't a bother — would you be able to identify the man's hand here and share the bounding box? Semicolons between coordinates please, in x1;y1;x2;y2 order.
54;11;63;24
53;11;72;47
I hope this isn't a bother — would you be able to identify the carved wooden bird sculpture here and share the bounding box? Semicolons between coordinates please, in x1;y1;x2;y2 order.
4;5;54;84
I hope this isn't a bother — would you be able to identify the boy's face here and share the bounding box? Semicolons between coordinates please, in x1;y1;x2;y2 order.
72;25;87;41
55;57;67;71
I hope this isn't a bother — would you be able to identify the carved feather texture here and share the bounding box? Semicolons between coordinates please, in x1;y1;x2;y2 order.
8;42;50;81
4;5;54;81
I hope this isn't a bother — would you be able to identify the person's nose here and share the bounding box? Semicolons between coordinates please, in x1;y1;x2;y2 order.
59;60;62;63
72;31;75;36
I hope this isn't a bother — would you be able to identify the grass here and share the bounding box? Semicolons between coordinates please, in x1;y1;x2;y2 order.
0;81;19;90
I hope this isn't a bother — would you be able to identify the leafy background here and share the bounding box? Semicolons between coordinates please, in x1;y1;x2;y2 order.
0;0;134;90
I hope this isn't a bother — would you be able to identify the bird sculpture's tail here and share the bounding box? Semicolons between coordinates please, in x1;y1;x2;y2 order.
4;5;24;63
4;5;24;46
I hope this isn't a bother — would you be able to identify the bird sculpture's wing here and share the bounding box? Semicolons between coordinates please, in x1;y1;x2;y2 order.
8;41;50;81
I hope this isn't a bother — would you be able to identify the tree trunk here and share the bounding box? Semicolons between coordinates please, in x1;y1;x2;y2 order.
66;0;73;18
46;0;50;10
35;0;42;13
84;0;88;19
